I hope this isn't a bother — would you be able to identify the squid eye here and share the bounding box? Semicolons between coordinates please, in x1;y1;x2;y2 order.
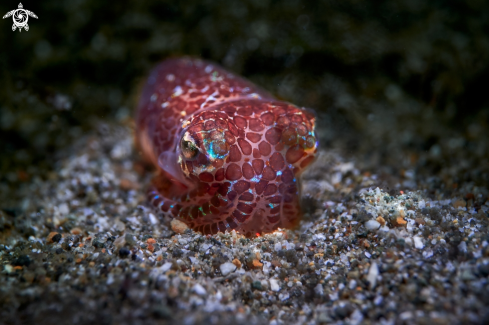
181;137;199;160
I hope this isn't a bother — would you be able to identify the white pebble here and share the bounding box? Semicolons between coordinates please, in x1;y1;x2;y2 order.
149;213;158;225
350;309;364;325
418;200;426;209
314;283;323;295
58;203;69;215
279;292;289;301
270;279;281;292
331;171;342;184
414;236;424;249
274;242;282;251
400;311;413;320
349;279;357;290
219;262;237;276
458;241;467;253
160;262;172;273
4;265;14;274
367;262;379;289
422;250;433;258
192;283;207;296
365;220;380;230
374;295;383;305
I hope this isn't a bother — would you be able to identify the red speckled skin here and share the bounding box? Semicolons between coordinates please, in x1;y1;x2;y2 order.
136;58;318;237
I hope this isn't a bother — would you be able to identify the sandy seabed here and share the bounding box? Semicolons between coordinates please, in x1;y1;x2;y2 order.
1;122;488;325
